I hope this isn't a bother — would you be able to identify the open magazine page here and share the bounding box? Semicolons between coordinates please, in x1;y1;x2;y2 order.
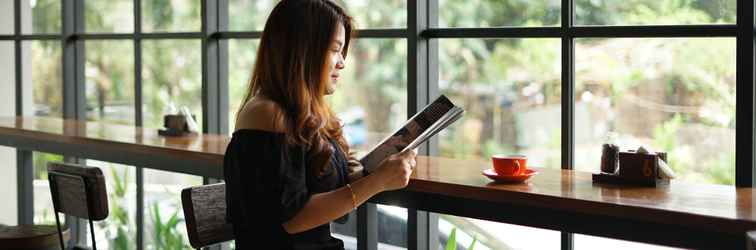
400;106;463;154
359;95;463;172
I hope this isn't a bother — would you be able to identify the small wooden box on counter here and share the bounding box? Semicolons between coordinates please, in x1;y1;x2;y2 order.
592;151;669;187
158;114;197;136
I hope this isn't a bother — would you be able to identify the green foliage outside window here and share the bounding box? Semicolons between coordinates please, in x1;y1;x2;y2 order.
149;202;189;249
445;228;478;250
104;167;137;250
575;0;735;25
27;0;61;34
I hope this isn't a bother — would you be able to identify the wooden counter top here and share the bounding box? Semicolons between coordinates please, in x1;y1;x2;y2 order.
1;116;755;248
0;116;228;177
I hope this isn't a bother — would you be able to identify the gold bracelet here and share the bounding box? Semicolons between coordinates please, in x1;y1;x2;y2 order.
345;183;357;210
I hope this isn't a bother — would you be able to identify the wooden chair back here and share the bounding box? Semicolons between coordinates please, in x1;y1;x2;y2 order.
47;162;109;220
181;183;234;248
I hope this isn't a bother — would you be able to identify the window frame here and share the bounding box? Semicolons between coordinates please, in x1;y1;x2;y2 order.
3;0;753;249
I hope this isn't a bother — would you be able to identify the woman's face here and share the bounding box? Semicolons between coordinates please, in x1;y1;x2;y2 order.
324;23;346;95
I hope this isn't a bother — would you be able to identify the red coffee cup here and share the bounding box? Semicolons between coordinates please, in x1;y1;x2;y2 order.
492;155;527;176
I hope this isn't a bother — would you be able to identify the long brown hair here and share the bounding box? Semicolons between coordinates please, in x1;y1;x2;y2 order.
237;0;354;175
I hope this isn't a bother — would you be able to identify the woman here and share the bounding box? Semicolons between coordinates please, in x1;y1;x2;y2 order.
223;0;417;249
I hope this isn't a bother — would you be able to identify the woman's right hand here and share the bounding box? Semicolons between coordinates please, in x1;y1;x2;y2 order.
373;149;417;191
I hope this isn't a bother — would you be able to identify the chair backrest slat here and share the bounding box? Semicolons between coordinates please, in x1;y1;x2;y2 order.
47;162;109;220
181;183;234;248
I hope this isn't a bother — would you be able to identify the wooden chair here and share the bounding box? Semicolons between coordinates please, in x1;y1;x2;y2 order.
47;162;109;250
181;183;234;249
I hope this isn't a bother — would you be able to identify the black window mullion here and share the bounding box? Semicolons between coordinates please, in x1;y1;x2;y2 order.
75;0;88;246
202;0;221;134
200;6;229;247
352;28;408;38
134;0;143;127
16;34;60;40
133;0;145;249
216;31;262;39
424;27;562;38
77;33;135;40
13;0;32;228
216;29;405;40
569;25;737;37
218;0;229;136
424;25;738;39
736;0;756;187
561;0;575;249
13;0;21;116
357;203;378;250
561;0;575;172
407;0;432;248
63;0;85;121
408;0;428;121
62;0;87;246
426;0;440;157
200;5;229;247
13;0;34;231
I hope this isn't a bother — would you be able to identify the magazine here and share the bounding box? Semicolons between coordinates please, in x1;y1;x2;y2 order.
359;95;464;173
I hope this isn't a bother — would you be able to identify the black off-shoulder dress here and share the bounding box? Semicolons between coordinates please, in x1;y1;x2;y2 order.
223;129;350;250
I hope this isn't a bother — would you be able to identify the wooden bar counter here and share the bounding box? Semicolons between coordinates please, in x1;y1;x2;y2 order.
1;116;754;249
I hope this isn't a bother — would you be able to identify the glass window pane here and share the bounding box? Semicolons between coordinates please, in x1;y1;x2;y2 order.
575;0;736;26
0;146;15;225
229;44;408;139
228;0;275;31
85;161;137;249
330;211;357;249
143;169;201;249
14;40;57;228
328;38;407;152
33;153;64;225
228;0;406;31
228;39;259;133
439;0;560;27
142;0;201;32
22;0;61;34
142;39;202;130
439;214;561;249
378;205;406;249
439;39;562;169
85;0;134;33
85;41;135;125
575;38;736;185
0;42;13;113
0;1;13;34
575;234;683;250
335;0;406;29
25;40;63;117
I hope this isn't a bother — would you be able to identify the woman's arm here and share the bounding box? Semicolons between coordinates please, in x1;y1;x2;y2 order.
282;170;384;234
282;150;415;234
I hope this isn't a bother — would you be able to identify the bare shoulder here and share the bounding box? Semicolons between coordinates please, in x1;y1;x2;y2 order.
235;97;286;133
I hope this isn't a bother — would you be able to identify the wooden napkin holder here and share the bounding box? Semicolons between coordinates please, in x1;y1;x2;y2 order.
158;114;196;136
592;151;669;187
